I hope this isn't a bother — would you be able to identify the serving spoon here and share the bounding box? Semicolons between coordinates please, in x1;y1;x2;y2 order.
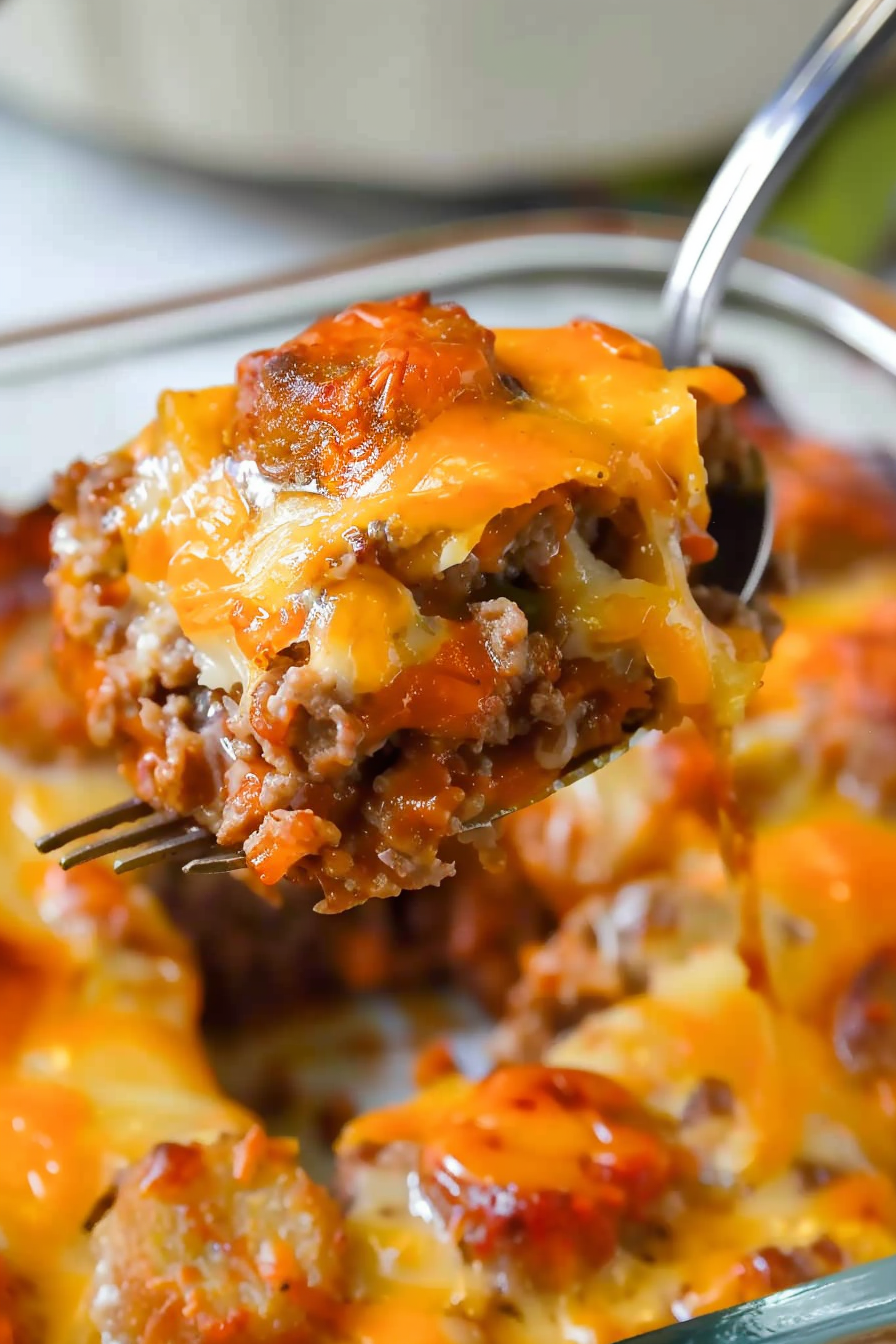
36;0;896;875
663;0;896;603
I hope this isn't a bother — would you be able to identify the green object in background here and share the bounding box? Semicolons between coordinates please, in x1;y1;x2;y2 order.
614;84;896;271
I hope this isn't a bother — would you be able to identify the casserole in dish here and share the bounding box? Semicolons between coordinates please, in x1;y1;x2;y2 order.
1;214;896;1342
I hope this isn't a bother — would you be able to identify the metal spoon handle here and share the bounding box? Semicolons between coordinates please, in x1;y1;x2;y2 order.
659;0;896;368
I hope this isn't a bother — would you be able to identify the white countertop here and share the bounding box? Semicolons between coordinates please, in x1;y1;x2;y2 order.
0;106;465;334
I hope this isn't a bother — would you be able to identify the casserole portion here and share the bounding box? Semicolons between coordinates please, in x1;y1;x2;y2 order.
50;294;767;909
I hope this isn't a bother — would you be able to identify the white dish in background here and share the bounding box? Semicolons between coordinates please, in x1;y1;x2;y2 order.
0;0;833;188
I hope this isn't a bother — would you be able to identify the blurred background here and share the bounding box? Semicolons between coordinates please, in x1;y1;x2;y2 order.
1;0;895;333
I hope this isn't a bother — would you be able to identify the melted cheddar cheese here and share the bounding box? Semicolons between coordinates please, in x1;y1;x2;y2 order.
50;296;767;903
116;309;745;703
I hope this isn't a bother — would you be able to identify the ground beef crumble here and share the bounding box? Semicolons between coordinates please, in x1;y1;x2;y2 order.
50;460;669;910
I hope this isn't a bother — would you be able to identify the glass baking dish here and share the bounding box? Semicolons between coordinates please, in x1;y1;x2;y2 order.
640;1254;896;1344
4;208;896;1341
4;210;896;510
